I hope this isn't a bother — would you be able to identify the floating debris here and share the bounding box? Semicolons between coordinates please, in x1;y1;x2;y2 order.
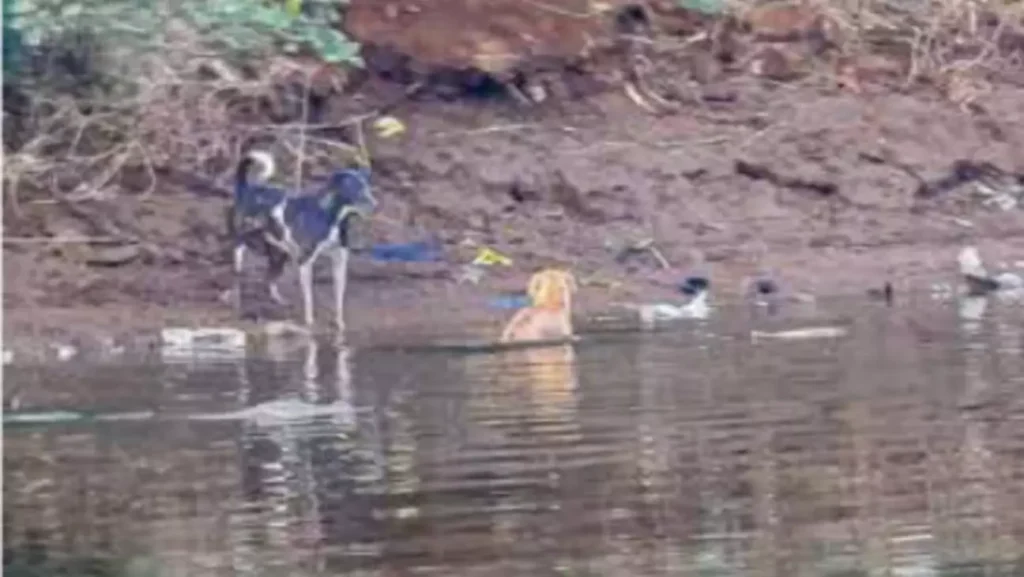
3;349;13;365
456;264;486;285
94;410;157;422
160;327;247;361
183;398;354;427
751;326;848;341
264;320;311;339
53;343;77;362
3;410;86;425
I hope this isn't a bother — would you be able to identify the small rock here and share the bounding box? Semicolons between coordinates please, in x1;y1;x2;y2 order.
86;244;142;267
456;265;485;285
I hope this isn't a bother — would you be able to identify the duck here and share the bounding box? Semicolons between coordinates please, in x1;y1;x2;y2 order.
958;246;1023;297
636;275;712;326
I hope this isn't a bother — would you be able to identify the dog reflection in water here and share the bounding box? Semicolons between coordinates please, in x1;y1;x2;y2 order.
503;342;580;424
499;269;578;344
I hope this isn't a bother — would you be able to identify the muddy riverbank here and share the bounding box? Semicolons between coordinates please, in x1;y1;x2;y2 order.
5;2;1024;350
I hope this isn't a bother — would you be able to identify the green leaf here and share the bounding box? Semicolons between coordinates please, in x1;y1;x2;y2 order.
285;0;302;17
675;0;724;15
251;6;291;31
319;38;360;64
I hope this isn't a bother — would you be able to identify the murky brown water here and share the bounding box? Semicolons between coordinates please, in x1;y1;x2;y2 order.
4;298;1024;577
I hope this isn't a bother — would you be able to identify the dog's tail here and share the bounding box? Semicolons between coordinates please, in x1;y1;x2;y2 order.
234;150;276;200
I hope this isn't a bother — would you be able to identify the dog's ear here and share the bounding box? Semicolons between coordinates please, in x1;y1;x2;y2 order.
527;272;546;303
318;189;336;211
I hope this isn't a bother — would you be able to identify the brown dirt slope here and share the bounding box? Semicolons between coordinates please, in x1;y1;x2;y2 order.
5;0;1024;343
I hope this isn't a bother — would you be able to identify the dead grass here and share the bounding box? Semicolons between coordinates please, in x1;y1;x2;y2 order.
2;27;368;256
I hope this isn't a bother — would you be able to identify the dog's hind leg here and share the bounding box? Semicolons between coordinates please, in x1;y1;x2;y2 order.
298;260;316;327
330;246;350;333
222;244;247;310
265;248;290;305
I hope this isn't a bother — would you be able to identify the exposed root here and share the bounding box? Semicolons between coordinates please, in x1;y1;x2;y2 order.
623;79;661;114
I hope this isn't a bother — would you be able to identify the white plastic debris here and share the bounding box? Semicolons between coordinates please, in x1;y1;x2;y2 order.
184;398;355;427
4;410;85;425
974;179;1022;211
958;246;988;279
160;326;247;361
3;349;13;366
456;264;485;285
751;326;848;341
53;344;78;362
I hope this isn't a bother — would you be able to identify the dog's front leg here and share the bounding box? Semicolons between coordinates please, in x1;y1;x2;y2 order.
298;260;316;327
330;246;350;333
222;244;247;310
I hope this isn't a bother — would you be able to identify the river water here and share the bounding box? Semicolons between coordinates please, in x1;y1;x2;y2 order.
4;297;1024;577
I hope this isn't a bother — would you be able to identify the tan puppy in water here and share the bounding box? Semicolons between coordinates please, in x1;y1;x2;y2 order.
499;269;578;343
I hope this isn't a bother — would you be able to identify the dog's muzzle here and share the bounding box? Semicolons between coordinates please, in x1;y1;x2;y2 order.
354;187;378;217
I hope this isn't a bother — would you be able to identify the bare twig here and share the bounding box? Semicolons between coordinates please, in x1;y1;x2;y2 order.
295;68;315;192
2;236;125;245
355;118;370;169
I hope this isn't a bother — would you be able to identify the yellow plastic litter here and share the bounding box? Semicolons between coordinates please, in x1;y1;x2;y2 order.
352;152;371;169
472;247;513;267
374;116;407;139
285;0;302;17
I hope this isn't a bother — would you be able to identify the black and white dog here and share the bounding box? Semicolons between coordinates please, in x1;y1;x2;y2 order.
226;150;377;331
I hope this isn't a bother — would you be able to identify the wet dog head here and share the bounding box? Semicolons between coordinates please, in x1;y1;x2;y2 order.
528;269;578;310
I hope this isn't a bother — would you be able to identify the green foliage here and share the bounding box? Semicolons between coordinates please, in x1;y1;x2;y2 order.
675;0;726;15
2;0;24;80
7;0;362;74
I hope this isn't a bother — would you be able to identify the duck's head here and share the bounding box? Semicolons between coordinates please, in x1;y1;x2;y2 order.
679;275;710;296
